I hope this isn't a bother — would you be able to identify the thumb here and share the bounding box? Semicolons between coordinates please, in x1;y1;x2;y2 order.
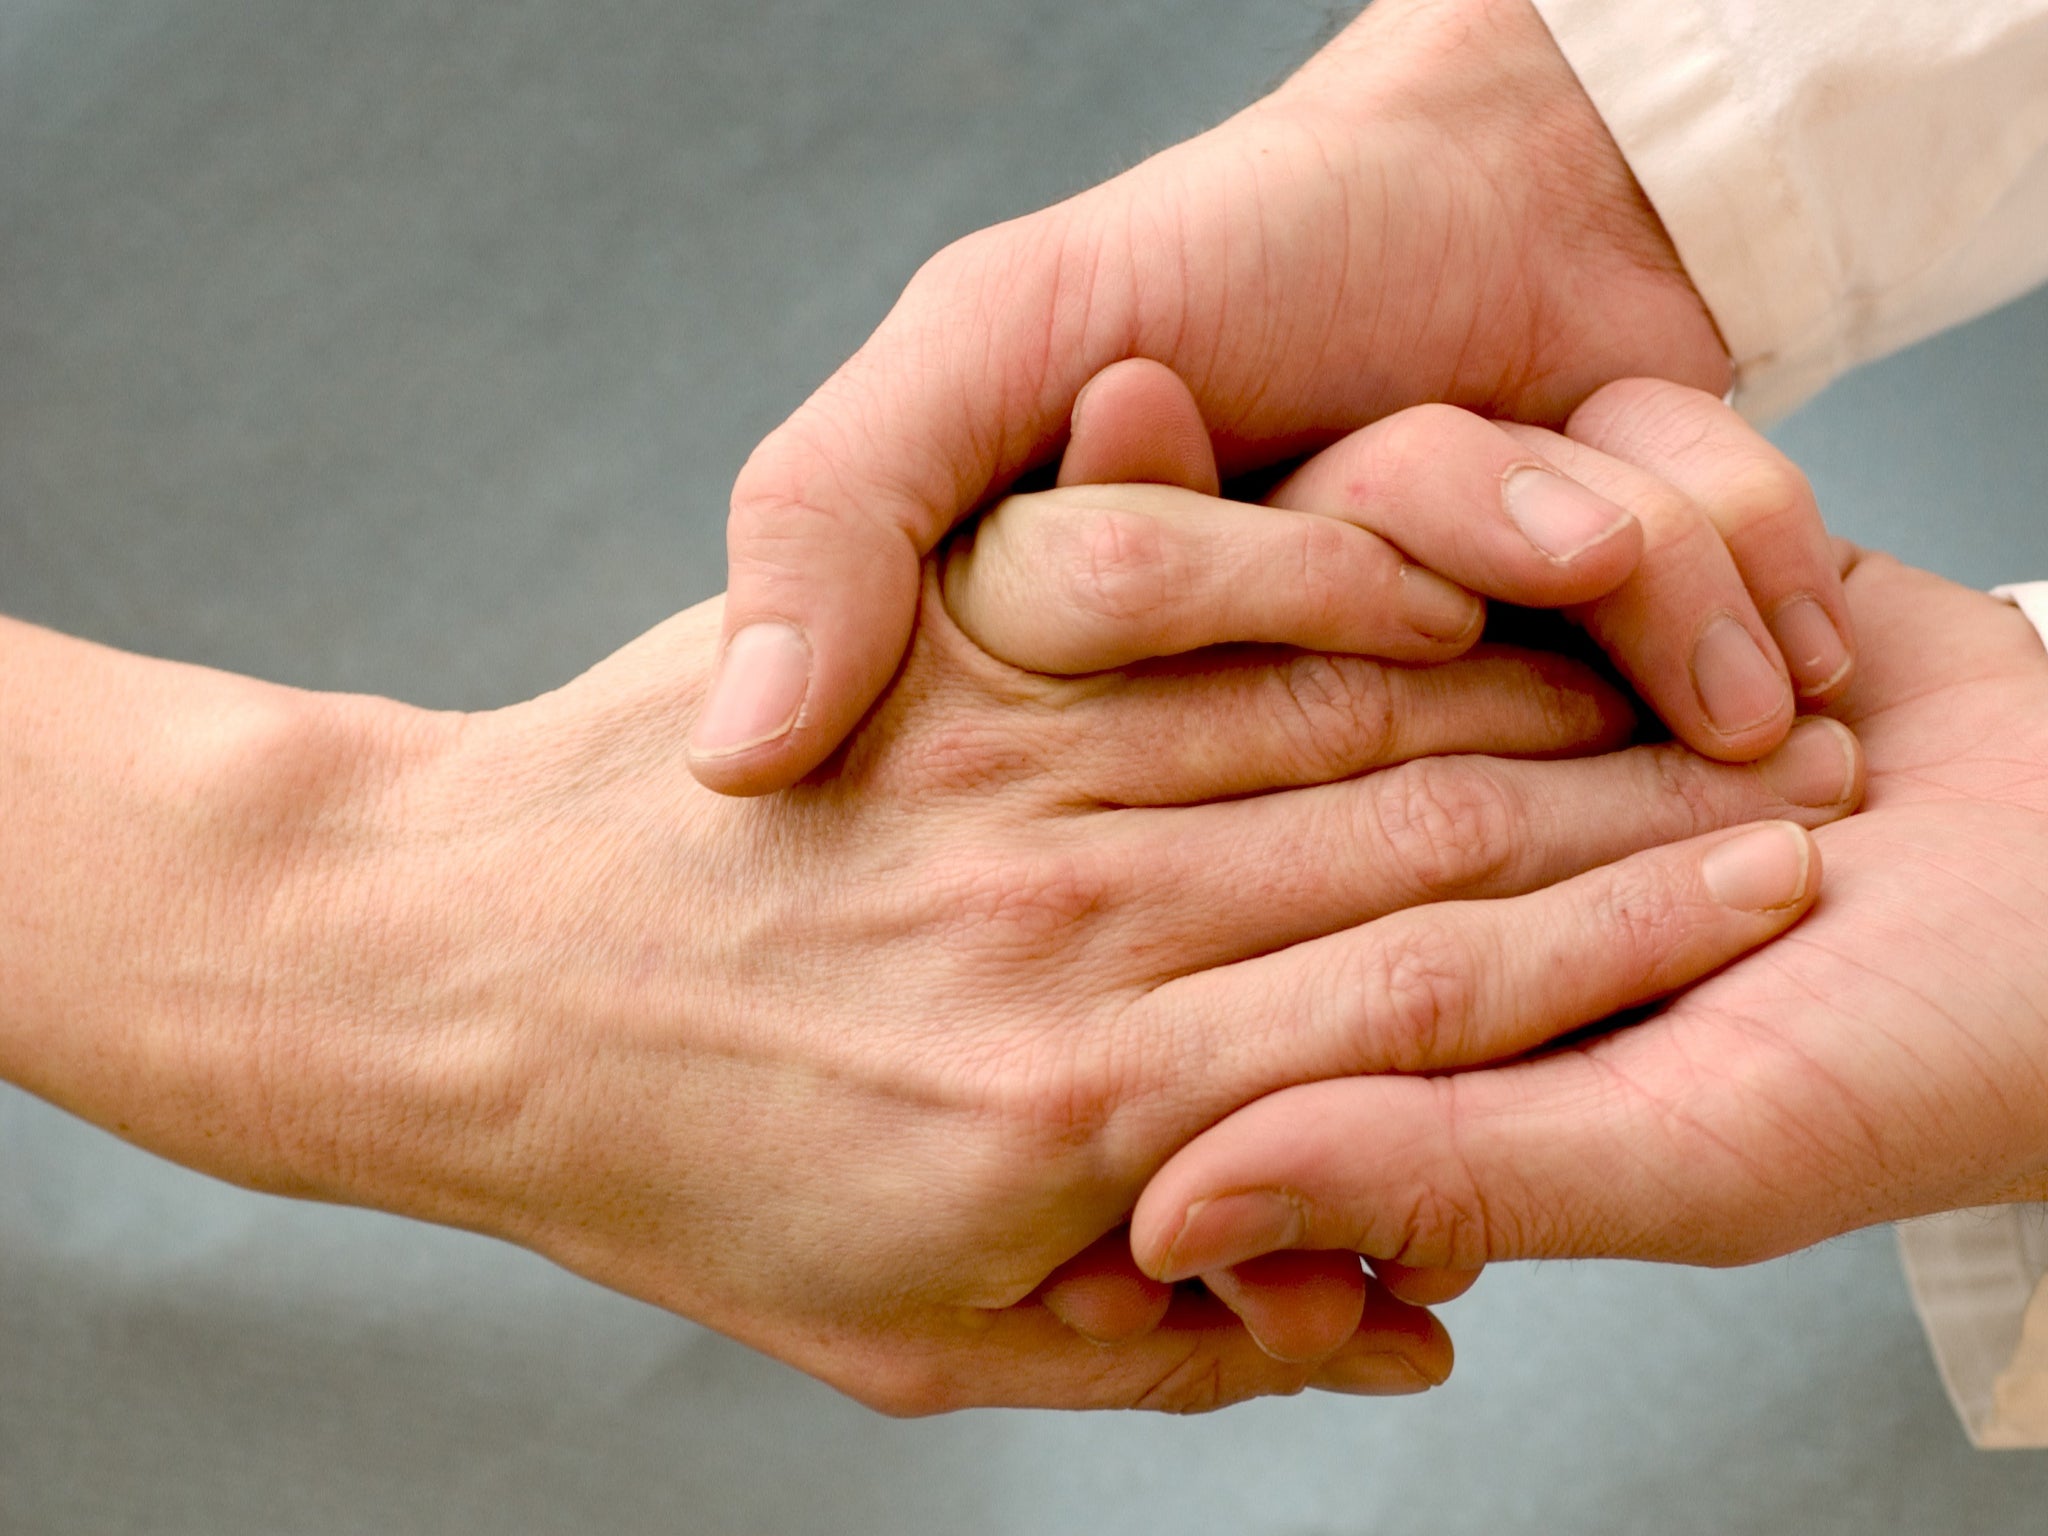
1057;358;1220;495
1128;999;1839;1277
689;215;1129;795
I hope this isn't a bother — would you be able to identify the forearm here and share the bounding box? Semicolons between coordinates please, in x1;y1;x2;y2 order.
0;614;441;1203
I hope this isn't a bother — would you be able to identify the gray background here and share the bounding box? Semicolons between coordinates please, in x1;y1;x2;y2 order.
4;0;2047;1530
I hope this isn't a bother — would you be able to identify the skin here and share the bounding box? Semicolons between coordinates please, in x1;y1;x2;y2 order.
1133;500;2048;1287
976;362;1860;1358
3;0;2007;1427
695;0;1855;796
0;458;1864;1414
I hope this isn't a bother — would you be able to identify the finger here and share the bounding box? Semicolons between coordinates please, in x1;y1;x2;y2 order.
1266;402;1642;607
945;483;1487;673
1369;1261;1485;1307
1059;359;1221;494
1047;643;1634;805
1037;1230;1175;1345
1097;718;1858;969
1200;1252;1367;1364
697;215;1126;796
849;1284;1451;1413
1306;1291;1454;1398
1496;423;1796;762
1128;821;1823;1220
1200;1253;1475;1362
1569;380;1854;704
1130;986;1829;1277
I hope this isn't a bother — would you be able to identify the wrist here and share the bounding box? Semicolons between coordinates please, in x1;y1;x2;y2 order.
0;617;460;1210
1271;0;1730;416
181;684;474;1214
281;607;733;1256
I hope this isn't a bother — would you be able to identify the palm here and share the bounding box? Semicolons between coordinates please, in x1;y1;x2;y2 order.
1574;553;2048;1262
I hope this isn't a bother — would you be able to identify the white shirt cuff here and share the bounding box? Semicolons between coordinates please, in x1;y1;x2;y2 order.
1527;0;1840;423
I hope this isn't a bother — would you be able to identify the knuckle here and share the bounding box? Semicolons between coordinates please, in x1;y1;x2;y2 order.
1371;757;1520;896
1715;456;1819;537
1645;743;1734;837
1287;514;1360;635
1386;1177;1497;1270
899;712;1039;795
1593;857;1696;974
1341;403;1465;506
1530;656;1619;749
903;223;1023;309
1378;1081;1530;1267
1627;481;1707;550
1057;506;1180;630
730;382;905;528
1572;377;1720;458
984;1038;1126;1159
1132;1346;1299;1415
1134;1348;1230;1414
908;231;980;292
1374;403;1468;472
1353;922;1480;1072
1269;653;1398;775
726;453;842;559
930;846;1114;959
1720;466;1818;557
913;211;1112;401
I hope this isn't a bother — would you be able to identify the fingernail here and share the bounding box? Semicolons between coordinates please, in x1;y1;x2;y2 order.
1502;467;1633;562
1768;596;1853;697
1157;1191;1303;1283
1199;1267;1328;1364
1399;565;1483;643
1756;718;1857;809
1314;1352;1436;1397
690;623;811;758
1701;822;1811;912
1691;614;1791;737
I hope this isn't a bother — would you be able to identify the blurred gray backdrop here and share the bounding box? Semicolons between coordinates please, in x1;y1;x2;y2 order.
5;1;2048;1531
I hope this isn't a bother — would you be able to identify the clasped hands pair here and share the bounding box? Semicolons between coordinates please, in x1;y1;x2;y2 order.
293;356;2033;1418
363;344;2047;1419
179;0;2048;1420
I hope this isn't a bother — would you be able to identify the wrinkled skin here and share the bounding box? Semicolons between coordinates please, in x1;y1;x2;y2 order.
1135;550;2048;1279
697;0;1731;792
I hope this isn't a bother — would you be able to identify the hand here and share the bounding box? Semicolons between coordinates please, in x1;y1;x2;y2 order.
0;518;1856;1417
694;0;1840;794
1129;547;2048;1280
959;362;1863;1357
956;362;1848;764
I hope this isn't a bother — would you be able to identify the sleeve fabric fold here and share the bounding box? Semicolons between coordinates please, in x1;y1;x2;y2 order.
1530;0;2048;422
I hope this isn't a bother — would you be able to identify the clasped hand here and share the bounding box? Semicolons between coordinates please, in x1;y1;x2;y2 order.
236;370;1855;1416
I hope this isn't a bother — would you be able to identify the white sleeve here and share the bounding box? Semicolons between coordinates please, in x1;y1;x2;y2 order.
1528;0;2048;423
1898;1207;2048;1448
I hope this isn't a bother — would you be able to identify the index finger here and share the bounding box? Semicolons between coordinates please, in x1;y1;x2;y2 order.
1570;379;1855;706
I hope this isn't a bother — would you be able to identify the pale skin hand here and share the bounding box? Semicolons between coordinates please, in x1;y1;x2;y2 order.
0;505;1857;1413
1130;550;2048;1281
959;363;1847;770
694;0;1856;794
966;362;1863;1358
